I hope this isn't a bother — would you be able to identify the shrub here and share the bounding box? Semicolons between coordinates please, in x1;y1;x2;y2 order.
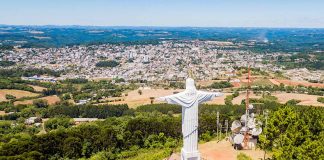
237;153;252;160
33;99;49;108
317;97;324;103
285;99;301;105
5;94;16;100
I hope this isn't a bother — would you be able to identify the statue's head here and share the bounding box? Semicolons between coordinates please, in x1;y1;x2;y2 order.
185;78;196;90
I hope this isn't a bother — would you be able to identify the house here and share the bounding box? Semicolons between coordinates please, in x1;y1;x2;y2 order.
73;118;99;125
25;117;41;125
76;99;91;105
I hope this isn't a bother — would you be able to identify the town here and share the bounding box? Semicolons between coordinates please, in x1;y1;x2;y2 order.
1;40;322;83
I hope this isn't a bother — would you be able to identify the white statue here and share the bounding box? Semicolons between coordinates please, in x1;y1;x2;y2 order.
158;78;223;160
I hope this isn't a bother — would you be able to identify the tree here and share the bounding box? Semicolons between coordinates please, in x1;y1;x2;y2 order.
63;137;82;158
259;106;324;160
225;95;233;105
44;117;73;131
33;99;48;108
150;97;155;104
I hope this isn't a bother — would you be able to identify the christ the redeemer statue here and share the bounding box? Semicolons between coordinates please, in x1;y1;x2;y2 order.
158;78;223;160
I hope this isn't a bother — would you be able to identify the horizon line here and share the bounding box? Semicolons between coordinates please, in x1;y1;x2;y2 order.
1;24;324;29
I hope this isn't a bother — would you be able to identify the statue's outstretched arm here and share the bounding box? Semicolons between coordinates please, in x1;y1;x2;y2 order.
157;92;183;105
197;91;223;104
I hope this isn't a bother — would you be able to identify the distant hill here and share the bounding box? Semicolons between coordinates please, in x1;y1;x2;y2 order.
1;25;324;52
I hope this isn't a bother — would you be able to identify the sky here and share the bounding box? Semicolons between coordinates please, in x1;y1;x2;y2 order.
1;0;324;28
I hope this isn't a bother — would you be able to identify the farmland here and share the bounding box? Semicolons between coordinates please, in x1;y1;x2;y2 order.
0;89;39;101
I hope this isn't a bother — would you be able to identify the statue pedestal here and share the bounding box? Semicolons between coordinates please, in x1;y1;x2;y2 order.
181;148;200;160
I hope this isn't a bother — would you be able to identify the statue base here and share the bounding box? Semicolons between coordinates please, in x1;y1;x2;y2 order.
181;148;200;160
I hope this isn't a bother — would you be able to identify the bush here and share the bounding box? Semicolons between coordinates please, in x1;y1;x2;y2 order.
317;97;324;103
5;94;16;100
33;99;49;108
285;99;301;105
237;153;252;160
201;131;213;142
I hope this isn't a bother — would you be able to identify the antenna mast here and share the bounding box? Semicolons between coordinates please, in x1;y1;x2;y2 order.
243;52;251;148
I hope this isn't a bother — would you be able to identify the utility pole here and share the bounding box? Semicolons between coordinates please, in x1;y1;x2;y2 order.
225;120;228;138
220;124;222;140
217;111;219;140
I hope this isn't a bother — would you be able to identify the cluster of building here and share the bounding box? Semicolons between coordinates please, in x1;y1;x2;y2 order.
21;75;57;82
25;117;100;126
1;41;287;82
284;68;323;82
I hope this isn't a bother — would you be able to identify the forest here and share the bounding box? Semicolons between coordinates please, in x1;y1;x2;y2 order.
1;25;324;54
0;67;323;159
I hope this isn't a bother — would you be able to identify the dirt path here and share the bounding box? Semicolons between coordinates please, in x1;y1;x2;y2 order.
199;140;267;160
168;140;268;160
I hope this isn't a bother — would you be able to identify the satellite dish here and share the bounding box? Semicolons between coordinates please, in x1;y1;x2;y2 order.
252;127;262;136
248;104;254;109
240;114;248;124
233;134;244;144
240;126;248;133
247;118;256;129
231;120;242;131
